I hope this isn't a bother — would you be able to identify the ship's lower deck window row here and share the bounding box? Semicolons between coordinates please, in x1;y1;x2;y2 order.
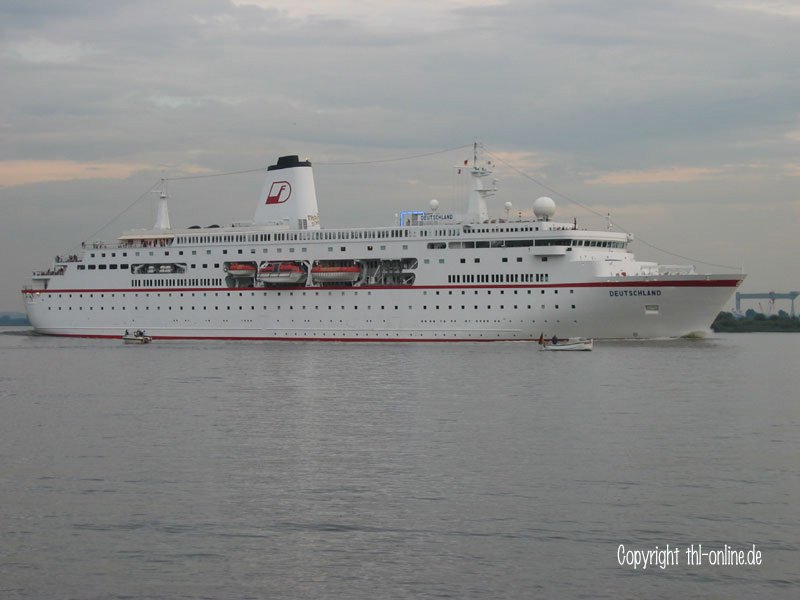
132;278;223;287
49;303;577;311
47;288;575;299
448;273;549;283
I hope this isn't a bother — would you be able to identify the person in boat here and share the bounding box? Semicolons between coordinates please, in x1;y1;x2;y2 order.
551;335;559;345
125;329;129;335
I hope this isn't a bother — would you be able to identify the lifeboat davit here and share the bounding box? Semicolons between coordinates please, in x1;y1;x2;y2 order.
225;263;257;277
257;262;306;285
311;265;361;283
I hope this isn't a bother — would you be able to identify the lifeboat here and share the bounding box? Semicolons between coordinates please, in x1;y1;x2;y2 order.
225;263;257;278
311;264;361;283
257;262;306;285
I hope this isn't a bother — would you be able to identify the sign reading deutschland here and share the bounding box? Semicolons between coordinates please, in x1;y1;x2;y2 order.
609;289;662;297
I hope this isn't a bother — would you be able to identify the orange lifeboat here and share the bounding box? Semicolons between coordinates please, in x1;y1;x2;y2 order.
311;265;361;283
257;262;306;285
225;263;256;277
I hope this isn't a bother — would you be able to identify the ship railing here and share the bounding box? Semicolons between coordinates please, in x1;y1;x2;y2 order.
658;265;696;275
80;239;173;250
33;267;65;277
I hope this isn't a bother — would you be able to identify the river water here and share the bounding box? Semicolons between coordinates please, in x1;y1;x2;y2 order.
0;330;798;599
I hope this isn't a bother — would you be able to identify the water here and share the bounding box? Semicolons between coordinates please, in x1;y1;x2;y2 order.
0;330;798;599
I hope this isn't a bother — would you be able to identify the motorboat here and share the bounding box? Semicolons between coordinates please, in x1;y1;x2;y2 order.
539;338;593;351
123;330;152;344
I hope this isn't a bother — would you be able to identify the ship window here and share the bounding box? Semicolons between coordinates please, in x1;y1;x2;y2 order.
88;265;96;269
474;258;480;263
77;265;85;270
502;257;508;262
110;265;117;270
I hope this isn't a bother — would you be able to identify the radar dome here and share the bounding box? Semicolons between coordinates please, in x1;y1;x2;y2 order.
429;199;440;211
504;201;513;211
533;196;556;220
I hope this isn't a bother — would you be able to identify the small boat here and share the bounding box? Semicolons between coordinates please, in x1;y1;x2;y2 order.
539;338;593;351
257;262;306;284
123;330;152;344
225;263;257;277
311;264;361;282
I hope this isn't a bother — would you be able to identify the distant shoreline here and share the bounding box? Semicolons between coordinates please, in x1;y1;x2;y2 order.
712;311;800;333
0;316;30;327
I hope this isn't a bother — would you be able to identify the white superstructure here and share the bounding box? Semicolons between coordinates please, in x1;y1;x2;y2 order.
22;149;744;341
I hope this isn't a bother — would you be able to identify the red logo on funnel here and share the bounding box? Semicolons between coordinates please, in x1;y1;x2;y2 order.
266;181;291;204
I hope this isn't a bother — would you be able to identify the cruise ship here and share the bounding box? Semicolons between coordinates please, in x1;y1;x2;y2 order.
22;148;744;341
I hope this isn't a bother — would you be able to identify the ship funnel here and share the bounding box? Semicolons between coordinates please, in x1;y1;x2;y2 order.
253;155;320;229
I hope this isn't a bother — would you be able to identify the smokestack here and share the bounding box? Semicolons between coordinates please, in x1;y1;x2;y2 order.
253;155;320;229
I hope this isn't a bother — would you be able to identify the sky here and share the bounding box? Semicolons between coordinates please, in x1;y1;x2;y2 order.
1;0;799;313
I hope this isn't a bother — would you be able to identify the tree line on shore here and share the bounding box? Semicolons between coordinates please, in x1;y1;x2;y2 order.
712;309;800;332
0;315;30;326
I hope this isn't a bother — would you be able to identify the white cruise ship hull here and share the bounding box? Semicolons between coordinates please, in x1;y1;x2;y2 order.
24;275;741;341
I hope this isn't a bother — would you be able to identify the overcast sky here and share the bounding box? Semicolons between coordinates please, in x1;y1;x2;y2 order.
1;0;799;313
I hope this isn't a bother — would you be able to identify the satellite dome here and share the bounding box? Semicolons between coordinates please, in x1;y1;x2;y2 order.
429;199;440;211
533;196;556;220
504;201;513;211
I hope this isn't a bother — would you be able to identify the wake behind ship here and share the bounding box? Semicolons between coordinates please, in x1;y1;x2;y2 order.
22;148;744;341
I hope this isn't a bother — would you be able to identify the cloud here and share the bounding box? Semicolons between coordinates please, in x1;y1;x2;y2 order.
0;160;150;187
717;1;800;18
585;167;723;185
4;38;94;64
230;0;507;32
